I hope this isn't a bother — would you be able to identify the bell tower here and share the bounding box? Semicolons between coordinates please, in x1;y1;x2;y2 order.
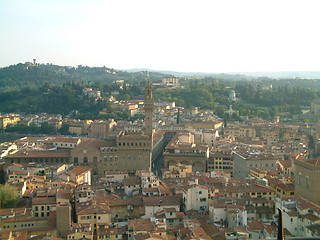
144;82;154;138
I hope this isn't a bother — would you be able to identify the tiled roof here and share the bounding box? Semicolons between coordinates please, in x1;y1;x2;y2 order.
123;176;141;186
68;166;91;175
142;196;180;206
77;203;111;215
297;197;320;213
301;213;320;222
128;218;155;231
5;149;70;159
32;197;56;205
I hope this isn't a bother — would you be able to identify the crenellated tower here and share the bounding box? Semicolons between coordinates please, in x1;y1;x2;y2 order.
144;82;154;139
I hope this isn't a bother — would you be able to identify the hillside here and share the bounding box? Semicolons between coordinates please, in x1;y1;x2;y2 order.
0;62;167;90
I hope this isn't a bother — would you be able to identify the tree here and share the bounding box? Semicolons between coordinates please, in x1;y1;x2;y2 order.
0;184;18;208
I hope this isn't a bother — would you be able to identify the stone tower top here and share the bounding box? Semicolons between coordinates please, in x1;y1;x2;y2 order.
144;82;154;138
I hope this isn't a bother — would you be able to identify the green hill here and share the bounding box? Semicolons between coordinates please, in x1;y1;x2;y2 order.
0;63;167;90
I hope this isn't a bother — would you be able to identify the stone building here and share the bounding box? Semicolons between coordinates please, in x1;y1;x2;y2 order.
295;158;320;205
162;77;179;88
88;119;117;138
208;149;233;174
163;131;209;172
70;84;154;179
233;151;279;179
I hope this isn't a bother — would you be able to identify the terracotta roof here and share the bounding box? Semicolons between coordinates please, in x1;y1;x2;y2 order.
301;213;320;222
73;138;114;150
123;176;141;186
286;210;299;217
142;196;180;206
297;197;320;213
143;187;159;193
15;136;80;144
276;183;294;191
248;220;264;231
32;197;56;205
56;189;71;200
134;233;152;240
128;218;155;231
5;149;70;159
68;166;91;175
278;160;293;168
77;203;111;215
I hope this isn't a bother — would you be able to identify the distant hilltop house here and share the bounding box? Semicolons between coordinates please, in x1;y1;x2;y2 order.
162;77;180;88
0;113;20;129
111;90;120;96
82;88;101;99
114;79;124;84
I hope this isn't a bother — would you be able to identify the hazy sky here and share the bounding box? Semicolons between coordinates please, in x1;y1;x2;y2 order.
1;0;320;72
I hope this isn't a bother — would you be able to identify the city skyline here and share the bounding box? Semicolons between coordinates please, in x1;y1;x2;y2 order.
1;0;320;72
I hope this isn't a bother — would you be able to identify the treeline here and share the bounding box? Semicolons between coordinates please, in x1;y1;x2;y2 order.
0;63;166;90
0;82;134;120
155;80;320;120
1;75;320;121
235;84;319;107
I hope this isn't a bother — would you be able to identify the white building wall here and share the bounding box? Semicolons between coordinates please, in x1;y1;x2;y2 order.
209;206;227;223
183;186;208;213
202;131;218;147
143;205;180;219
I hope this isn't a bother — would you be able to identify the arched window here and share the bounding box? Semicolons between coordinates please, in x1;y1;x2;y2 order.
74;157;78;165
83;157;88;164
306;176;310;189
93;157;97;164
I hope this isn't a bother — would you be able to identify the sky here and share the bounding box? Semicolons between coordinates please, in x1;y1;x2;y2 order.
1;0;320;73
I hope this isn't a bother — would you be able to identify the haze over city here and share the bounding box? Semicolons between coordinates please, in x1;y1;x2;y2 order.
1;0;320;72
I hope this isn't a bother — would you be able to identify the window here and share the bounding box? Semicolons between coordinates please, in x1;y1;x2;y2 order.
306;176;310;189
298;172;301;185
